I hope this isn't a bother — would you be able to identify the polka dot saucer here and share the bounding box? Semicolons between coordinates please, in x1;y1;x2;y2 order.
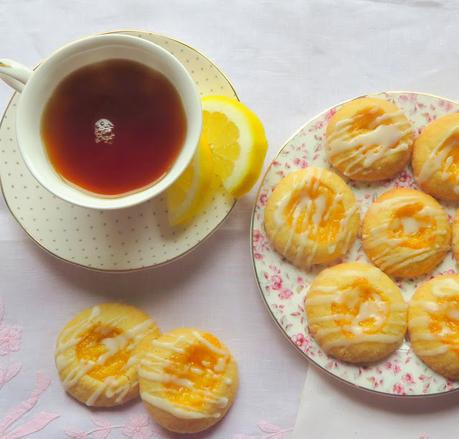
0;30;236;271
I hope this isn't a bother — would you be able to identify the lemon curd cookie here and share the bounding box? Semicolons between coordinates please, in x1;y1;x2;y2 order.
362;188;451;278
305;263;407;363
413;113;459;201
409;274;459;380
325;97;414;181
137;328;238;434
264;167;360;269
55;303;160;407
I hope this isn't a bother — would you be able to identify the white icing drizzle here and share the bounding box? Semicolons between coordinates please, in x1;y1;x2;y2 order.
139;331;232;420
126;355;137;368
417;124;459;189
214;357;226;372
86;377;110;406
328;108;412;176
417;301;440;313
364;194;447;274
271;169;357;267
152;338;185;353
354;301;387;331
139;370;194;388
192;331;227;356
97;319;152;364
55;306;155;405
401;217;420;234
85;376;130;406
431;277;459;298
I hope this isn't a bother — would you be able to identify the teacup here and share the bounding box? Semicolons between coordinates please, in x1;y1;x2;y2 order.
0;34;202;209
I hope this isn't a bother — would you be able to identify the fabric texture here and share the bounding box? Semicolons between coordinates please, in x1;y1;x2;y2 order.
1;0;459;437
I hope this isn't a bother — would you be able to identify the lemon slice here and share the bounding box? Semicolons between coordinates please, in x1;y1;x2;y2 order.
166;135;213;226
202;96;268;197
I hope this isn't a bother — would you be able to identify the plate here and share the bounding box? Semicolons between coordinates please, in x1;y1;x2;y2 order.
0;30;236;271
251;91;459;396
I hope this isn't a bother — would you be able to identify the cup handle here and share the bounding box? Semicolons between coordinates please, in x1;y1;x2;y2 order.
0;59;33;93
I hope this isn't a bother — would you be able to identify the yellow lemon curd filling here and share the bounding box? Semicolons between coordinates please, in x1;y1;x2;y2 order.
331;279;388;337
76;325;130;381
161;333;228;411
284;179;344;241
443;134;459;184
346;107;386;136
388;203;434;249
428;297;459;353
202;110;239;180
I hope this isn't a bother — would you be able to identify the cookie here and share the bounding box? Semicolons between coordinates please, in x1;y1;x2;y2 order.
305;262;407;363
325;97;413;181
264;167;359;268
413;112;459;201
362;188;450;278
55;303;160;407
137;328;238;433
409;274;459;380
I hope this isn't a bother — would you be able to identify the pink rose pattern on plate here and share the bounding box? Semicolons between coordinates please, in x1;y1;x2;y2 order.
251;92;459;396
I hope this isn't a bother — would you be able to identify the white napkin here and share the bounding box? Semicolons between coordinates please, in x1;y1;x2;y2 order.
292;366;459;439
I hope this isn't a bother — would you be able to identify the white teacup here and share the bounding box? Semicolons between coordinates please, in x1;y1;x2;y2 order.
0;34;202;209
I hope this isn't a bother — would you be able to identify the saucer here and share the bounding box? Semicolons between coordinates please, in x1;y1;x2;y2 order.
0;30;236;271
251;91;459;396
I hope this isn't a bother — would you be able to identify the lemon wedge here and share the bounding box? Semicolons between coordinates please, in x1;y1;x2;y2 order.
166;135;214;226
202;96;268;197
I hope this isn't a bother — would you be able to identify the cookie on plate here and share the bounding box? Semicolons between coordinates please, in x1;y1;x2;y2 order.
305;262;407;363
55;303;160;407
137;328;238;434
413;112;459;201
325;97;414;181
264;167;360;269
409;274;459;380
362;188;450;278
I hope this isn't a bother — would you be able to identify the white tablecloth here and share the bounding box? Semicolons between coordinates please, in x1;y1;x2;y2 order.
1;1;459;438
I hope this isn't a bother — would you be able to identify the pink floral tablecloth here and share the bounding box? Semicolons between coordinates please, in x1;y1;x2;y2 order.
2;0;459;438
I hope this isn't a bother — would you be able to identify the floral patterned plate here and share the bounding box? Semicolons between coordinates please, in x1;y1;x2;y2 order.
251;91;459;396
